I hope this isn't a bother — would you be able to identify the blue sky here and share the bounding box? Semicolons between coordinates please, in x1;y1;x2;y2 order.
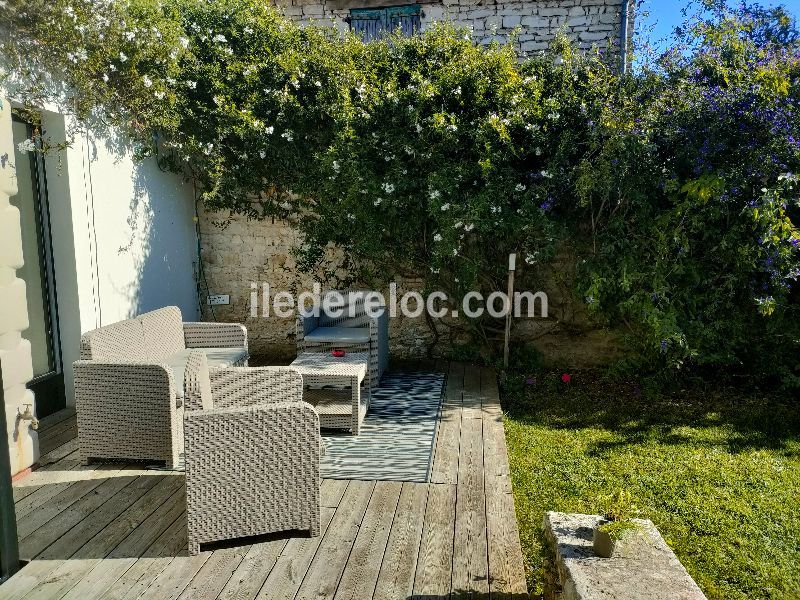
638;0;800;51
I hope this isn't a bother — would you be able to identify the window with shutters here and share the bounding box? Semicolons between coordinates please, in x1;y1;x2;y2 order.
349;5;421;41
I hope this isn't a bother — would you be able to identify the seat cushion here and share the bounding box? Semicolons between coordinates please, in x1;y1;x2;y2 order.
162;347;248;398
303;326;370;344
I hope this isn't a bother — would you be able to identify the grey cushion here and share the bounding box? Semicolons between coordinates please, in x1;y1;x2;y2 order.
303;327;370;344
162;347;249;398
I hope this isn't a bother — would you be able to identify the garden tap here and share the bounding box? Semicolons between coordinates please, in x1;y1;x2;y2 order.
18;404;39;430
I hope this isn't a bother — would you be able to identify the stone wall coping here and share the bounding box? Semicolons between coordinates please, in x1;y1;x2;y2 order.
543;511;707;600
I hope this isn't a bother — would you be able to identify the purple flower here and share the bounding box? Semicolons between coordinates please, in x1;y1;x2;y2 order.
660;339;668;351
525;377;536;386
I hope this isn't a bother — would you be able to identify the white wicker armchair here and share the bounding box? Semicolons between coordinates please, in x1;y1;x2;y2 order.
183;350;321;555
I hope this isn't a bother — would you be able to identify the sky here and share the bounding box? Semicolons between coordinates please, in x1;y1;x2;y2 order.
638;0;800;51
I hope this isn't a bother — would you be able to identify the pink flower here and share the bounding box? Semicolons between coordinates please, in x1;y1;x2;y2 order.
561;373;571;383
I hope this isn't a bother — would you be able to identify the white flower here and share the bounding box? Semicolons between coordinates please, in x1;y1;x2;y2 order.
415;123;422;134
541;170;552;178
213;95;223;105
433;233;443;242
17;139;35;153
332;160;340;173
119;51;127;62
166;77;176;85
535;147;542;156
525;253;536;265
244;26;253;34
452;248;458;256
212;33;227;43
454;221;463;229
315;80;322;87
259;150;266;159
143;75;153;88
441;203;450;211
281;131;294;142
155;91;165;99
347;213;355;221
102;73;109;82
280;201;292;210
373;198;383;206
429;190;440;200
186;80;197;89
179;37;189;49
265;126;274;134
124;31;135;41
382;182;395;194
464;223;475;232
203;142;214;155
515;183;526;192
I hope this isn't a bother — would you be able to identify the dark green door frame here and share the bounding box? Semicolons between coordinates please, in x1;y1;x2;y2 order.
0;364;21;582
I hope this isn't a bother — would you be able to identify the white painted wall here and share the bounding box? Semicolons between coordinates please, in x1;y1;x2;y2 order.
41;112;200;409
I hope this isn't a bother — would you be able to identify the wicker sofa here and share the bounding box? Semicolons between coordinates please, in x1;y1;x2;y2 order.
296;290;389;389
183;350;320;554
73;306;249;468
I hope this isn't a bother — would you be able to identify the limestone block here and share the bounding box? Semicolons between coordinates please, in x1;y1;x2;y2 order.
0;277;29;334
543;512;707;600
0;204;23;269
0;99;17;199
0;337;34;389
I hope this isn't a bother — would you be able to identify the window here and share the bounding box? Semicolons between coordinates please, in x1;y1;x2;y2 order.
349;5;421;41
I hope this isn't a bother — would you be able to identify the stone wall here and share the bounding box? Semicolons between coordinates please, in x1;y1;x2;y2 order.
277;0;633;56
198;211;625;366
0;98;39;475
198;0;631;366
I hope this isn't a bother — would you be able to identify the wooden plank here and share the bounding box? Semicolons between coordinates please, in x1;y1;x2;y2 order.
334;481;402;600
58;484;186;600
36;406;76;431
12;455;88;509
462;362;483;418
137;548;210;600
216;537;289;600
39;422;79;456
255;506;338;599
373;482;428;600
485;480;528;599
412;483;457;598
451;416;489;597
18;474;140;560
176;544;252;600
10;477;181;600
102;513;188;600
37;436;79;466
430;362;463;485
294;480;375;600
321;478;349;508
217;478;345;600
15;464;121;532
12;450;83;503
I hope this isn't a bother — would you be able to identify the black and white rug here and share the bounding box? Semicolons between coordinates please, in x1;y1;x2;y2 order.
150;371;445;483
320;371;445;483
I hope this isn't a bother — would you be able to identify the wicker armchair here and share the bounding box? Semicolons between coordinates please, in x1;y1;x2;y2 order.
183;350;321;555
296;290;388;389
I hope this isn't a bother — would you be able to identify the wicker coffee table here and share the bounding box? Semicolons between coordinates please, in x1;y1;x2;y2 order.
289;352;369;435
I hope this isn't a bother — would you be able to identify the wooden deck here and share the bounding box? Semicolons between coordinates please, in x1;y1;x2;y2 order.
5;362;528;599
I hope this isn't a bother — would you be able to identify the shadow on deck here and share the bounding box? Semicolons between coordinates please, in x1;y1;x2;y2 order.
5;362;529;599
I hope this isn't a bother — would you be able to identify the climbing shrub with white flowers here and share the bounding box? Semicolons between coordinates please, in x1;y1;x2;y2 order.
2;0;798;383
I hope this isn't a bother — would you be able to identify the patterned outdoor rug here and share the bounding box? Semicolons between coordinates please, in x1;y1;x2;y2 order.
148;371;445;482
320;371;445;483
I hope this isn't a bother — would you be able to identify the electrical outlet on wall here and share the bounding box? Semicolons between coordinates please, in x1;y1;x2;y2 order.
208;294;230;306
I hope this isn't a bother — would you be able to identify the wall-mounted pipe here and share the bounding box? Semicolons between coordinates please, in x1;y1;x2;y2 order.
619;0;630;74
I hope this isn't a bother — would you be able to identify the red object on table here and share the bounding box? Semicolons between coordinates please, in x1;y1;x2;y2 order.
331;349;346;358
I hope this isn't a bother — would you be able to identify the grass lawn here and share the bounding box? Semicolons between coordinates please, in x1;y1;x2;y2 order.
501;371;800;599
